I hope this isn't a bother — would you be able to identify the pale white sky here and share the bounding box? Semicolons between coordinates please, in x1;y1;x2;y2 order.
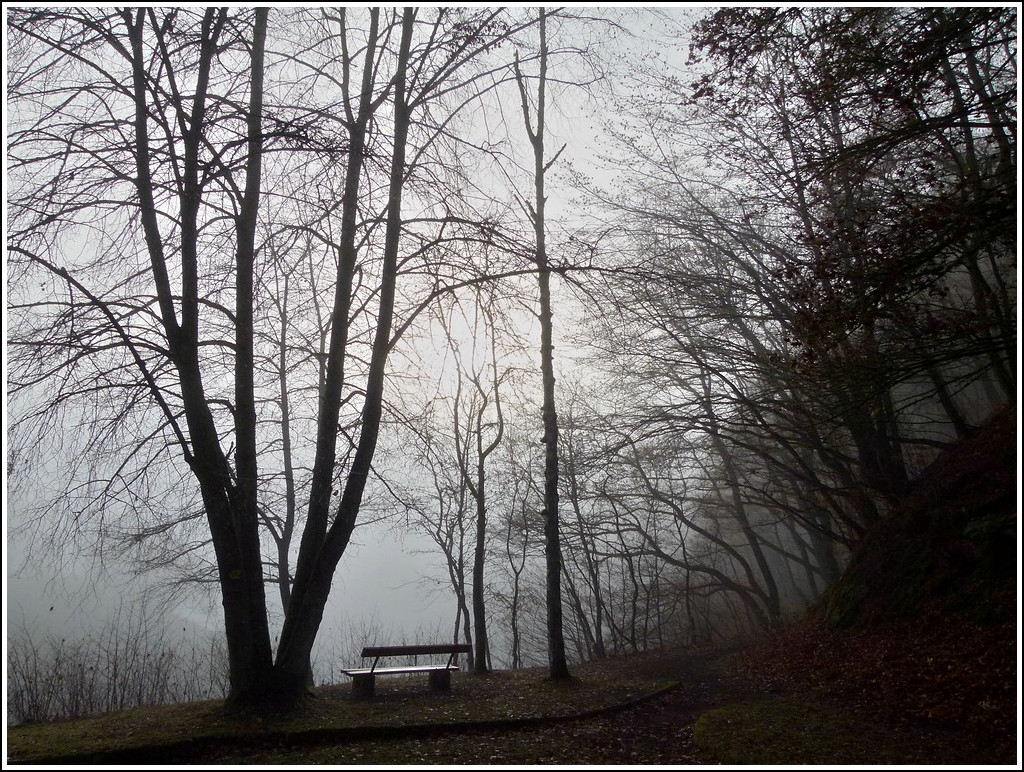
2;5;705;682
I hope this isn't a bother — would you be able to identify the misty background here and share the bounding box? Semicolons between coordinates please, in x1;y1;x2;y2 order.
5;5;1014;722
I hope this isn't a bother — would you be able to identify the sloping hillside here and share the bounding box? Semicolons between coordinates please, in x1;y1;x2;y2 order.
827;402;1016;628
738;403;1017;736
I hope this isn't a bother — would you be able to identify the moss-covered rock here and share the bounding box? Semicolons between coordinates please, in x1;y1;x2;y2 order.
823;403;1016;630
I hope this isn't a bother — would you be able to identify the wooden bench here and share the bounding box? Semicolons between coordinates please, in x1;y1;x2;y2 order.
341;643;471;698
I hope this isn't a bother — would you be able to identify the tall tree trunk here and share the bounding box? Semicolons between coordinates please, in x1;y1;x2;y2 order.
274;7;414;694
466;343;504;675
515;11;571;682
273;267;297;613
127;7;276;702
505;502;527;670
472;467;489;672
229;6;275;700
293;8;380;604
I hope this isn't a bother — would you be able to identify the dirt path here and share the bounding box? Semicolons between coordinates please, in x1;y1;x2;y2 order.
201;648;753;765
212;645;1014;766
48;646;1013;765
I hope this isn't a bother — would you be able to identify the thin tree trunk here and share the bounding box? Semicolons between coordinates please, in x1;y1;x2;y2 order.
472;466;489;672
515;10;571;683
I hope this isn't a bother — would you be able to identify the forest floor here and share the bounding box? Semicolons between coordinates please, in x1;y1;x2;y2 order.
7;610;1017;767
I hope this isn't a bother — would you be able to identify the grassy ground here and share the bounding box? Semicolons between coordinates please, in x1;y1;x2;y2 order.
6;652;681;765
693;694;1015;766
7;640;1017;766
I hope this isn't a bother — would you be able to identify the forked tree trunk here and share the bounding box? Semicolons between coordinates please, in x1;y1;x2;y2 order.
128;7;277;702
273;7;415;696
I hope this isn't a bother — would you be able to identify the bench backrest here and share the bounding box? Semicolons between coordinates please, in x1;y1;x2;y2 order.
361;643;472;658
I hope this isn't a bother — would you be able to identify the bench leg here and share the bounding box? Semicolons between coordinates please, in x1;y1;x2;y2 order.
352;673;375;699
428;669;451;693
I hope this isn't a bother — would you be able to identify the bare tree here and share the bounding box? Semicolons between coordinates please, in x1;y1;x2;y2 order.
559;6;1015;642
445;300;508;673
512;9;571;681
8;7;549;703
403;400;476;667
396;290;514;672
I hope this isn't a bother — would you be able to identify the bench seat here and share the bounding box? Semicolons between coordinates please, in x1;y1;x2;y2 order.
342;643;470;698
340;664;460;677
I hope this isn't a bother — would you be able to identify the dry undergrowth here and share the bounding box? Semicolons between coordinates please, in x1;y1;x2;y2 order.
5;652;681;765
7;629;1017;766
